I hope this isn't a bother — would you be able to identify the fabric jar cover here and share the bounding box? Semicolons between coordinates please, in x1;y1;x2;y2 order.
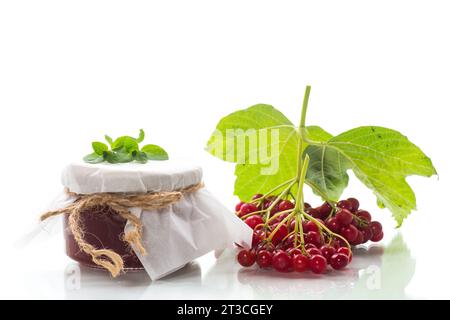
56;160;252;280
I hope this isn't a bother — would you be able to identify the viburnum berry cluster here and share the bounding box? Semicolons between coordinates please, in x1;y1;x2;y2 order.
206;85;435;275
235;191;384;274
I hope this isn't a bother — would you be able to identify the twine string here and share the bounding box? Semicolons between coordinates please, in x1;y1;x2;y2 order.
40;183;203;277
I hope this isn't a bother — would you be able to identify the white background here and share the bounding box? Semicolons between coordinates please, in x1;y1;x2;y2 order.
0;0;448;299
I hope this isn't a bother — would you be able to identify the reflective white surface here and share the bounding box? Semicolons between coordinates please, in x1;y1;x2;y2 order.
1;229;436;299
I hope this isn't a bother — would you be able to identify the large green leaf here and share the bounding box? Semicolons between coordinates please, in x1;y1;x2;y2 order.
206;104;332;201
304;126;437;226
206;104;295;163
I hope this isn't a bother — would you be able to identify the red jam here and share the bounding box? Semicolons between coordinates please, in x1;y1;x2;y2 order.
63;205;144;270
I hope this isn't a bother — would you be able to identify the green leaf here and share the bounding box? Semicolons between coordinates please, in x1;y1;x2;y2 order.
104;151;119;163
304;145;350;201
83;152;104;164
135;151;148;163
206;104;332;201
123;137;139;153
206;104;295;163
104;151;133;163
115;151;133;163
136;129;145;143
111;136;126;150
105;135;113;146
142;144;169;160
304;126;437;226
92;141;108;155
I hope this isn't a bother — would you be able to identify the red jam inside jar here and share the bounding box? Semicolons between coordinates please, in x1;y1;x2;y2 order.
63;205;144;270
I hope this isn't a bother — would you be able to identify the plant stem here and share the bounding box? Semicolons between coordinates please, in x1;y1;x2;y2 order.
268;211;296;241
294;155;310;211
293;85;312;211
300;85;311;130
249;178;296;204
264;180;296;223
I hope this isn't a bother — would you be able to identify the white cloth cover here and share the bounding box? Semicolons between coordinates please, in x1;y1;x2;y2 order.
53;161;252;280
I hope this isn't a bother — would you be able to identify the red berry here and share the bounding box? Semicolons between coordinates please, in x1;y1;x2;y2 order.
240;203;258;215
335;208;353;226
330;253;349;270
371;231;384;242
304;202;312;209
237;249;256;267
292;254;309;272
270;203;281;216
362;227;373;243
319;202;333;217
252;229;266;247
235;201;245;213
326;217;341;233
309;255;327;274
351;231;364;245
256;241;275;252
272;250;292;272
305;231;323;247
307;247;322;256
337;247;352;262
278;200;295;212
304;243;317;250
357;210;372;222
370;221;383;237
263;200;272;210
337;199;353;211
336;238;347;248
347;198;360;212
244;215;264;230
256;250;272;268
320;245;336;263
304;221;319;233
289;219;297;231
287;248;302;257
252;194;263;200
271;224;289;245
307;208;322;219
340;225;359;242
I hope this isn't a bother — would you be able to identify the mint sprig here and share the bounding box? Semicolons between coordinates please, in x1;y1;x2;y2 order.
83;129;169;164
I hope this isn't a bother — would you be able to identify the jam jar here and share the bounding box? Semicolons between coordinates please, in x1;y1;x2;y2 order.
60;161;203;273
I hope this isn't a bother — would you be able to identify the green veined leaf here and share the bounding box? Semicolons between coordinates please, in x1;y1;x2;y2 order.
135;151;148;163
136;129;145;143
206;104;333;201
304;126;437;226
142;144;169;160
92;141;108;155
105;135;113;146
123;137;139;153
83;152;104;164
206;104;295;163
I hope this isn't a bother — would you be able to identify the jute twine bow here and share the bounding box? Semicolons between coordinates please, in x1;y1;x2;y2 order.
40;183;203;277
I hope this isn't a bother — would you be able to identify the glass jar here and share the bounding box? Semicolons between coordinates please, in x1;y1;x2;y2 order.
63;205;144;270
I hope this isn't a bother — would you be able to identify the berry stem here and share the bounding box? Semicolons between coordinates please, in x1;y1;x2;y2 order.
265;209;294;225
263;180;296;219
267;211;296;241
249;178;296;204
295;214;307;253
294;154;310;212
